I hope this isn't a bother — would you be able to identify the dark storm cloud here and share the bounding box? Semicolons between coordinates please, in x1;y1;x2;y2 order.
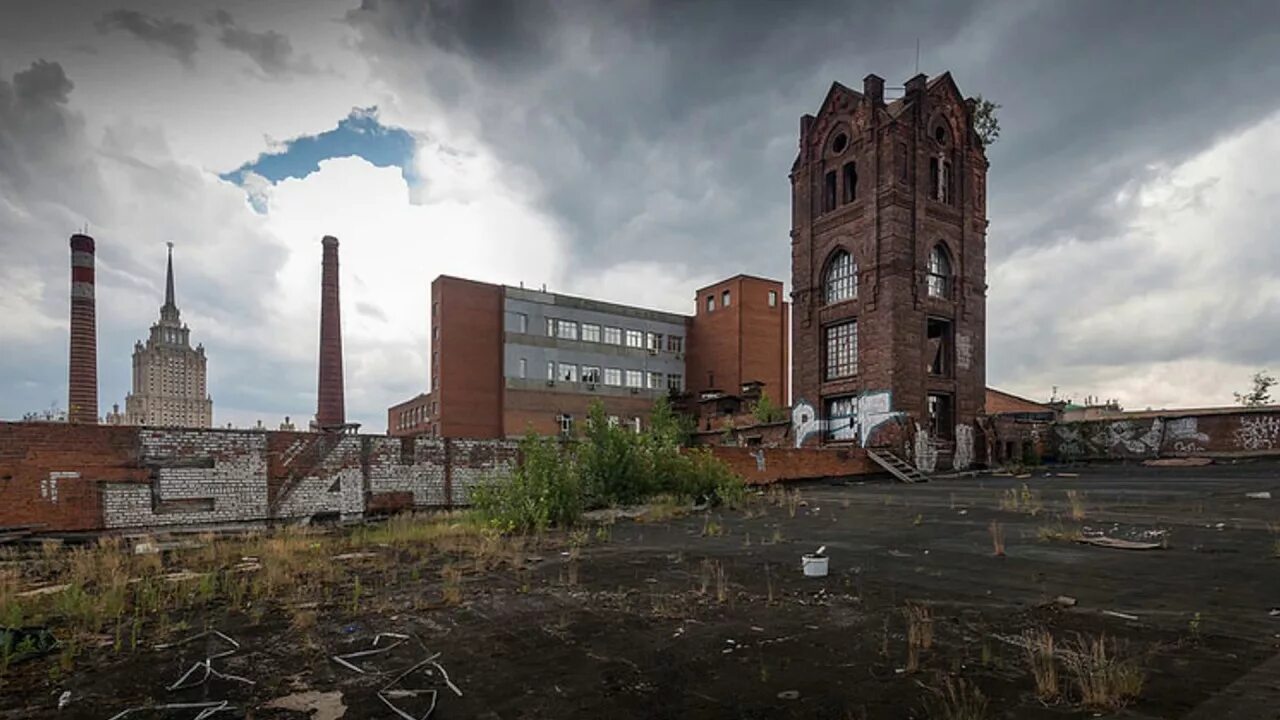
209;9;318;77
95;9;199;68
351;0;1280;386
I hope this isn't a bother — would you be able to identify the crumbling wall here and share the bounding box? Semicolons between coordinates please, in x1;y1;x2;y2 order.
0;422;518;533
1051;409;1280;461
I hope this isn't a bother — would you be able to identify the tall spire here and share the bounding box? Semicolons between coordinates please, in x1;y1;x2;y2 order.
160;242;180;323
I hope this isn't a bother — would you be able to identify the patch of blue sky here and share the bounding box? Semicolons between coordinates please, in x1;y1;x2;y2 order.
221;107;417;211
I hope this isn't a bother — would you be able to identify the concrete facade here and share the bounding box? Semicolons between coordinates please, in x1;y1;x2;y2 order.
790;72;988;469
391;274;786;439
124;244;213;428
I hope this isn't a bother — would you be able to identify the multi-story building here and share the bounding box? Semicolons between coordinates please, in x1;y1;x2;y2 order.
790;72;987;457
388;274;789;438
124;245;213;427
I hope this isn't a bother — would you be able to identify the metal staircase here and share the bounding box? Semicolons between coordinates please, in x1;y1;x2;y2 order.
867;449;929;484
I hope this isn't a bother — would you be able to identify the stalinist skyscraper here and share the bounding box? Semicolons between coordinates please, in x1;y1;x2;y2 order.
124;244;213;427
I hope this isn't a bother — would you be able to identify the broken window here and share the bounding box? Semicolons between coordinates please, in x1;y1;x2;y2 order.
927;244;952;299
582;366;600;384
822;170;837;212
824;320;857;380
927;393;954;440
768;290;778;307
667;373;683;392
943;160;954;205
926;317;953;377
667;335;684;352
823;250;856;304
722;290;731;307
929;157;939;199
558;414;573;436
842;162;857;203
824;396;856;442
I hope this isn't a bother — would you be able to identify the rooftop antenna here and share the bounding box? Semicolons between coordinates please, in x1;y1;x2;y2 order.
915;38;920;75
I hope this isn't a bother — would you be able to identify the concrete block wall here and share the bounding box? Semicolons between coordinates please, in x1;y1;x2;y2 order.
0;422;518;533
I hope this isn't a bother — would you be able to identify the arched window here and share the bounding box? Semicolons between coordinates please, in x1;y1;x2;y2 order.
927;244;952;298
824;250;856;304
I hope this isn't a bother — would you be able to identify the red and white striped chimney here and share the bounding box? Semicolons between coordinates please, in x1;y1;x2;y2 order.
67;233;98;423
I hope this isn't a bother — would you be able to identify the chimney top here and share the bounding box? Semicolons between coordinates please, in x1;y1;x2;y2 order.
863;74;884;106
905;73;928;96
70;234;95;252
322;235;339;247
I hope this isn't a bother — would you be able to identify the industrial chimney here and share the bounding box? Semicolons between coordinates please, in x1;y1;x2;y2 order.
314;235;347;430
67;233;99;423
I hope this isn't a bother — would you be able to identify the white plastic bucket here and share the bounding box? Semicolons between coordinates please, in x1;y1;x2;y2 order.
801;554;828;577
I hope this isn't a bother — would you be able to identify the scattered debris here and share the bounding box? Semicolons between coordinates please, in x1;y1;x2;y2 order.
331;632;411;674
1143;457;1212;467
1015;473;1032;479
265;691;347;720
1245;491;1272;500
159;571;208;583
1077;536;1162;551
1056;472;1079;478
378;654;463;720
776;690;800;700
0;626;58;663
155;630;254;690
887;549;912;558
1269;608;1279;618
16;584;69;598
1054;595;1078;608
133;541;161;555
106;701;231;720
57;691;71;709
330;552;378;562
1102;610;1140;621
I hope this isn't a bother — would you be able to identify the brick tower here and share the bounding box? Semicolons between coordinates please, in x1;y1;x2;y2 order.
314;235;347;431
789;72;988;470
67;233;99;424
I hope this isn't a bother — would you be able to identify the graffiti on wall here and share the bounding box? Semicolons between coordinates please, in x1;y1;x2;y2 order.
956;333;972;372
792;391;903;448
1166;417;1210;455
914;424;938;473
1234;416;1280;451
1054;419;1166;459
953;424;974;471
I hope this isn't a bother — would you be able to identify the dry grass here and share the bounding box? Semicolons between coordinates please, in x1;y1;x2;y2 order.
701;514;725;537
922;675;989;720
998;484;1043;516
1062;634;1144;710
904;602;935;650
1065;490;1086;520
698;559;727;603
1037;523;1083;543
1022;628;1059;701
441;565;464;605
988;521;1006;556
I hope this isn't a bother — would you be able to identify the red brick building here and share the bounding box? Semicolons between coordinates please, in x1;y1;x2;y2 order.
789;72;988;467
388;274;789;439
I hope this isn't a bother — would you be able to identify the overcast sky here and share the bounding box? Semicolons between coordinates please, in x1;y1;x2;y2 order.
2;0;1279;430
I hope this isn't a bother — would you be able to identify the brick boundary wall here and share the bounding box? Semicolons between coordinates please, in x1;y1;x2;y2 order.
709;446;873;485
1051;408;1280;461
0;422;517;533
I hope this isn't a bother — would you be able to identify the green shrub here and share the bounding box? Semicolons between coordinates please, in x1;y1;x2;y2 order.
578;403;651;505
472;433;583;532
751;391;788;424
